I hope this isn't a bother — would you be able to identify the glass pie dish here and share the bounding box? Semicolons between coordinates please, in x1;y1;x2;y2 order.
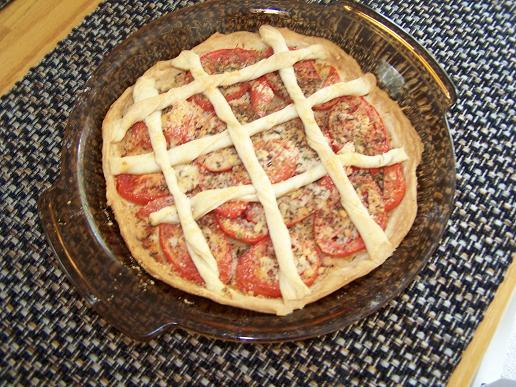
38;0;456;342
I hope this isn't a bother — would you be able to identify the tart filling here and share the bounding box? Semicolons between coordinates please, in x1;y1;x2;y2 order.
102;26;423;315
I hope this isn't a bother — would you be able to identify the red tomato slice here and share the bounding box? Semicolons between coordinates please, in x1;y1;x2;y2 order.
116;173;169;205
236;140;299;185
224;82;251;101
189;83;252;113
121;121;152;156
326;97;406;209
189;94;215;113
136;196;175;219
294;60;322;96
314;172;386;257
159;222;233;285
278;180;333;227
261;46;274;58
250;76;275;117
383;164;406;211
197;166;249;218
326;96;389;154
201;48;261;74
312;65;342;111
215;201;248;219
216;202;268;243
266;71;291;101
235;234;320;298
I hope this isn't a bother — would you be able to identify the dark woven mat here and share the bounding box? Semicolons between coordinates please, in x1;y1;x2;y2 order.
0;0;11;10
1;0;514;384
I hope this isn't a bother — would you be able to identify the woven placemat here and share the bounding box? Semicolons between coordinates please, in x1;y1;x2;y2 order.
1;0;514;384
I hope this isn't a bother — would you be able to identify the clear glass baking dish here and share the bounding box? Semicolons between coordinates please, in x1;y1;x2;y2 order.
38;0;456;342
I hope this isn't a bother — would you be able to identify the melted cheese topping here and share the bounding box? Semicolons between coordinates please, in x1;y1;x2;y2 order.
134;77;224;292
260;25;393;262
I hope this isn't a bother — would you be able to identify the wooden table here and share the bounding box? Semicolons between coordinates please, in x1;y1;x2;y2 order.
1;1;514;384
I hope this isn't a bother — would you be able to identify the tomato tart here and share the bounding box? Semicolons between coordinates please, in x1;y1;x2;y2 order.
102;26;423;315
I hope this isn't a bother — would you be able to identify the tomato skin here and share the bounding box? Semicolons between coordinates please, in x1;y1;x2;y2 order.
215;201;248;219
236;140;298;185
383;164;406;211
312;66;341;111
326;96;406;210
121;121;152;155
266;71;291;101
314;172;386;257
189;83;252;113
200;48;260;74
190;94;215;113
250;76;275;117
185;48;259;113
116;173;169;205
294;60;320;81
235;239;281;298
159;224;204;284
159;221;233;285
235;235;320;298
224;82;251;101
136;196;175;219
216;203;269;244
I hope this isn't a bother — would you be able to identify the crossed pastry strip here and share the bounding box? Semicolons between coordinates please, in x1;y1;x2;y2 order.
110;25;404;300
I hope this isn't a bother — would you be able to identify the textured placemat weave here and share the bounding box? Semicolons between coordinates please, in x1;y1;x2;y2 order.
1;0;514;384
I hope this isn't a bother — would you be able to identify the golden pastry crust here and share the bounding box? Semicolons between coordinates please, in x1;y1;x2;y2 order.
102;28;423;315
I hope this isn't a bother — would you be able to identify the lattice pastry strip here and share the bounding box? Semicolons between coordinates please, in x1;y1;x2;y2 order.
133;76;224;292
172;50;310;300
260;25;393;262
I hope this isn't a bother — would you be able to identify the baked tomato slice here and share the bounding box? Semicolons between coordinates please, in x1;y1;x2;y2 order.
235;140;299;184
216;202;268;243
235;234;320;298
190;82;251;113
294;60;321;96
383;164;406;211
278;180;333;227
327;96;388;154
327;97;406;209
201;48;260;74
159;221;233;284
250;76;275;117
115;173;169;205
197;162;249;219
266;71;290;101
215;201;248;219
184;46;260;111
121;121;152;156
136;195;174;219
223;82;251;101
313;66;342;111
314;172;386;257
